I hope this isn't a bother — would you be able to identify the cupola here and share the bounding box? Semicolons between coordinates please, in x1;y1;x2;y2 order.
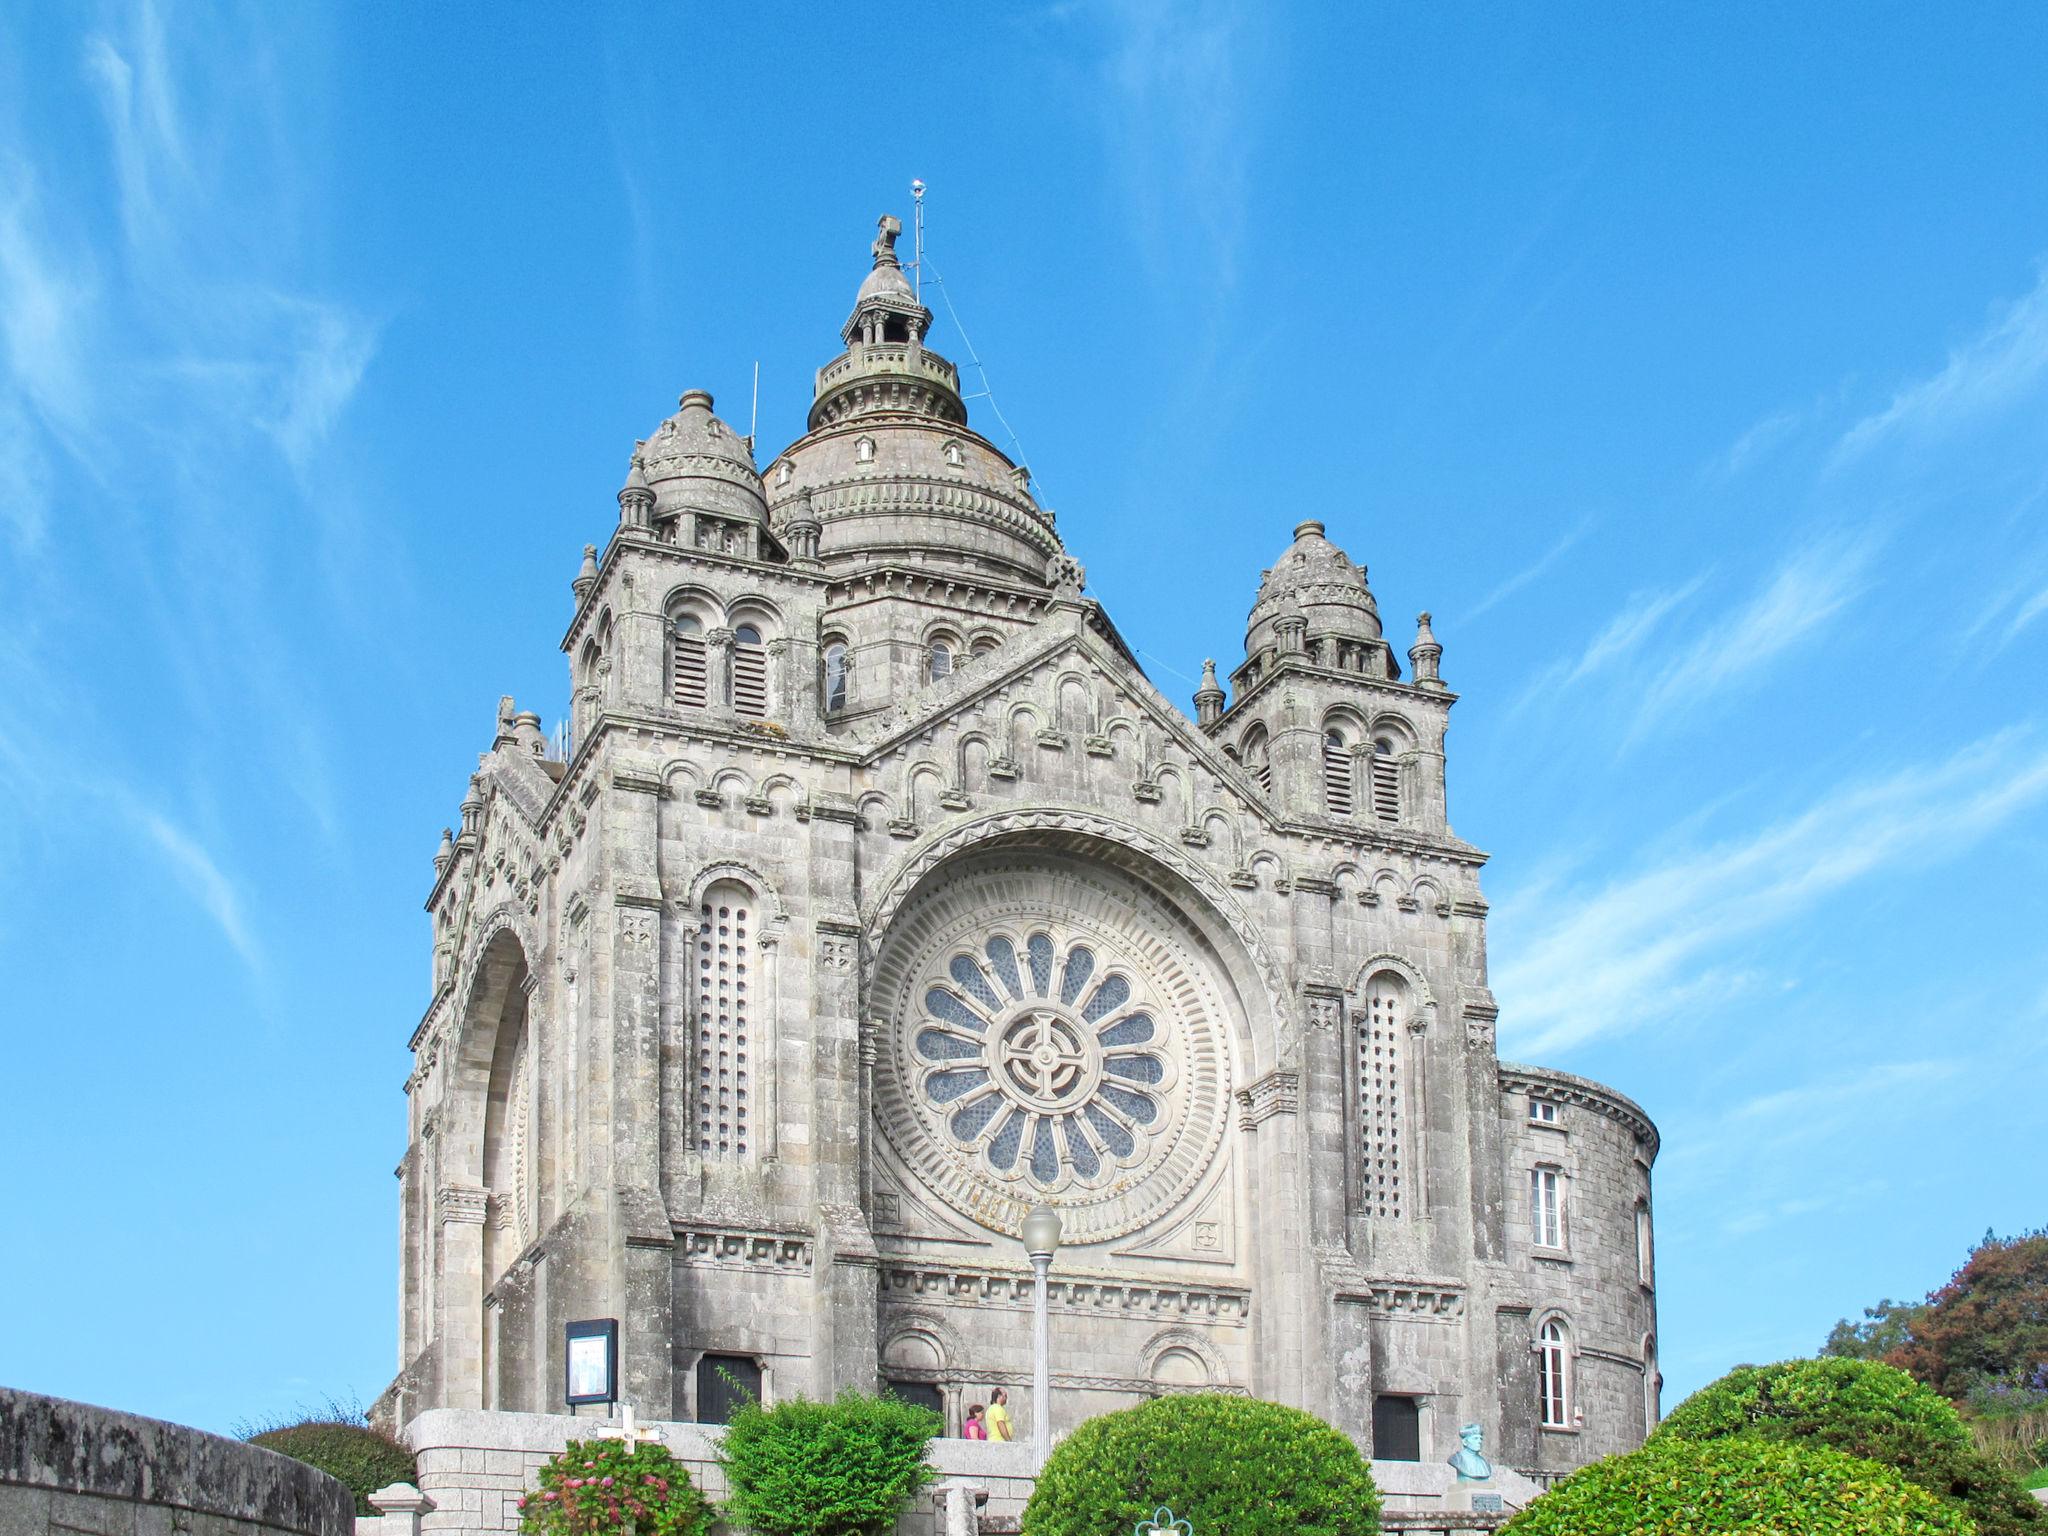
631;390;769;530
1245;520;1383;658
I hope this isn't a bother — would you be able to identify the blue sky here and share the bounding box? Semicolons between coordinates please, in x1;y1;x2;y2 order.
2;2;2044;1436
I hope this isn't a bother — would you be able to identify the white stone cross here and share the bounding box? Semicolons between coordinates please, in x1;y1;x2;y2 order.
610;1403;664;1449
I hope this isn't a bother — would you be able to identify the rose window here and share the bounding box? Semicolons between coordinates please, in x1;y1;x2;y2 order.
871;858;1232;1245
912;931;1175;1189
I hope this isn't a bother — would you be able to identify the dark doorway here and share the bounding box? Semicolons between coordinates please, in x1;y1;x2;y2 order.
1372;1395;1421;1461
696;1354;761;1424
884;1379;946;1425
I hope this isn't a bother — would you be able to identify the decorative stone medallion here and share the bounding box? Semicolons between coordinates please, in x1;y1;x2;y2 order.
872;859;1232;1244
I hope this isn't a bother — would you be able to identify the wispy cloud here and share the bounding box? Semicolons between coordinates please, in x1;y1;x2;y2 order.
1468;513;1595;621
1708;406;1803;481
1628;532;1879;737
1514;576;1703;713
1832;262;2048;468
1094;0;1262;303
126;800;263;974
1492;729;2048;1055
1730;1059;1961;1126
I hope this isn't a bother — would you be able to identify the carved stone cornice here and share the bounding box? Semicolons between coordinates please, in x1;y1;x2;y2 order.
1499;1062;1660;1157
1236;1069;1300;1128
675;1227;815;1272
438;1185;489;1225
879;1261;1251;1326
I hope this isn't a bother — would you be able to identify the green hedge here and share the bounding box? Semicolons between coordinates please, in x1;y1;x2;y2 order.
717;1389;940;1536
249;1422;417;1516
1656;1357;1969;1448
1656;1358;2043;1535
1503;1436;1974;1535
1021;1395;1379;1536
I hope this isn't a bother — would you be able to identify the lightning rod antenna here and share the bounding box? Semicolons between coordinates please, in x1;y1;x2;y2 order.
749;360;759;450
911;178;926;303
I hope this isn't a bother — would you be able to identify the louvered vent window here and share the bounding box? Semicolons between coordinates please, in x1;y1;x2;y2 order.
1370;739;1401;821
1324;732;1354;816
696;888;751;1158
731;624;769;718
672;617;708;709
1358;979;1404;1219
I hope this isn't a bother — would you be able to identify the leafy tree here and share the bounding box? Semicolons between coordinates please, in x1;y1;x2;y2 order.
1506;1436;1974;1535
1822;1298;1925;1362
519;1438;711;1536
1655;1358;2042;1535
717;1388;939;1536
1891;1229;2048;1406
1022;1394;1378;1536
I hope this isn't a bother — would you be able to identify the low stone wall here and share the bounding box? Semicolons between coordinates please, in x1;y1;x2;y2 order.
403;1408;1530;1536
404;1410;1039;1536
0;1386;356;1536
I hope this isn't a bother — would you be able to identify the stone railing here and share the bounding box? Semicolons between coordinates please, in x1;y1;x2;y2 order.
0;1386;355;1536
815;344;961;395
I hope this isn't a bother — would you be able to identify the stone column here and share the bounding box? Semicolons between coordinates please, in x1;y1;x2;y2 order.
707;627;737;714
1236;1070;1309;1409
608;756;675;1418
618;565;670;713
807;794;880;1396
435;1182;488;1408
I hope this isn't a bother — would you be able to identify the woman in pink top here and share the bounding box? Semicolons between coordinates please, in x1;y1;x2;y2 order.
962;1403;988;1440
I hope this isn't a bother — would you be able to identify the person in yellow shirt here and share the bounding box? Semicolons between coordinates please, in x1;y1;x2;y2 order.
984;1386;1013;1442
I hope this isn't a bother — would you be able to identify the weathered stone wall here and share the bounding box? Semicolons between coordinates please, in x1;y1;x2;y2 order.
1495;1064;1659;1475
403;1410;1040;1536
402;1409;1533;1536
0;1387;354;1536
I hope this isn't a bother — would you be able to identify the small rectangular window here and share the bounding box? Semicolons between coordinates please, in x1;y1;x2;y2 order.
1371;1395;1421;1461
1530;1098;1558;1124
1531;1167;1563;1250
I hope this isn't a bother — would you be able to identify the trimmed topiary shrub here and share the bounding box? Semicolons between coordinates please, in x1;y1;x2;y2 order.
1656;1357;2043;1534
1657;1357;1970;1447
1503;1436;1975;1535
519;1437;711;1536
717;1388;940;1536
249;1422;417;1516
1021;1394;1379;1536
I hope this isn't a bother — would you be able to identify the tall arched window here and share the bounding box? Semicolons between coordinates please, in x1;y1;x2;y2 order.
695;883;754;1158
928;637;954;682
1324;729;1355;816
1643;1337;1660;1434
1636;1200;1654;1286
672;615;709;709
823;641;849;714
1241;725;1271;792
1370;737;1401;821
730;623;769;718
1358;973;1407;1220
1538;1320;1571;1428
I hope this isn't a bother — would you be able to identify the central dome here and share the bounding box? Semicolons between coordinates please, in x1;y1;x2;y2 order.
764;214;1066;587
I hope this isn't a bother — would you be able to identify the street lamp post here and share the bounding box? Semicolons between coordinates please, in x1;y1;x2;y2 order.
1021;1204;1063;1467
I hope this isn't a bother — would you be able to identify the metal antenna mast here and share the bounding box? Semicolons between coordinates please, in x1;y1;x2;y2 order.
911;178;926;302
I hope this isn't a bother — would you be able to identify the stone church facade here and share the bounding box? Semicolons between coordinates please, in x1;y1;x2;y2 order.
380;216;1661;1482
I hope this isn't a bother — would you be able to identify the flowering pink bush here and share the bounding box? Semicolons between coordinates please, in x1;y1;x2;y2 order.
519;1437;710;1536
